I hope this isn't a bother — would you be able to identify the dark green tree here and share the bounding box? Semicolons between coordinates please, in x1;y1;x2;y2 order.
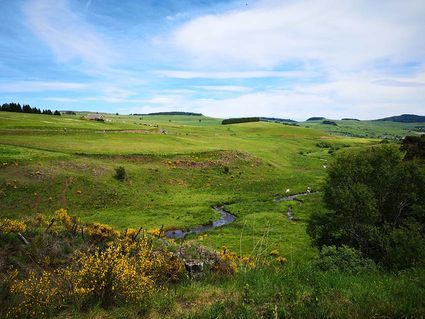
307;145;425;269
401;135;425;160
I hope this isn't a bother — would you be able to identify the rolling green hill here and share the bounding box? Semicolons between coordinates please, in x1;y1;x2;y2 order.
1;111;424;319
300;118;423;138
0;111;373;257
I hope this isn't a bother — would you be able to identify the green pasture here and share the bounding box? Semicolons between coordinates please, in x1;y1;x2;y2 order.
1;112;378;262
300;118;423;138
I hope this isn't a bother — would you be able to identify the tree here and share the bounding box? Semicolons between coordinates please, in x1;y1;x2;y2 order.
307;145;425;269
53;110;61;116
401;135;425;160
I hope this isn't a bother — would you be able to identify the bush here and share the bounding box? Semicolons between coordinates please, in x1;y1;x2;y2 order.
316;141;331;148
7;238;184;316
0;218;27;233
307;145;425;269
316;245;375;274
114;166;127;180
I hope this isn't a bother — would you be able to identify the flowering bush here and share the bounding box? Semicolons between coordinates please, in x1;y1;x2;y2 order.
8;237;184;316
0;218;27;233
213;246;239;275
147;228;163;237
86;222;119;242
8;270;63;318
53;208;73;231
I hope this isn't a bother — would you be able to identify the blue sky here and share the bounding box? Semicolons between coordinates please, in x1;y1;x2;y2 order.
0;0;424;120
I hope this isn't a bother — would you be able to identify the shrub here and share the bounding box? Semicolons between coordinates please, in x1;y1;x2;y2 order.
316;141;332;148
114;166;127;180
0;218;27;233
316;245;375;274
307;145;425;269
8;270;63;318
86;223;119;242
53;208;73;231
8;238;184;315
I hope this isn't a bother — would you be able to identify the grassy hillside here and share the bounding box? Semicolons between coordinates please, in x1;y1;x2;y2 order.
2;111;425;318
300;118;423;138
0;111;373;257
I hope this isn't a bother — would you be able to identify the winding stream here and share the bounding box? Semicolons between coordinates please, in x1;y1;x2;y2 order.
164;206;236;239
164;191;318;239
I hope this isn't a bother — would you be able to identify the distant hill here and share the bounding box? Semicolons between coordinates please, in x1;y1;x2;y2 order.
376;114;425;123
306;117;325;121
134;112;203;116
341;118;360;121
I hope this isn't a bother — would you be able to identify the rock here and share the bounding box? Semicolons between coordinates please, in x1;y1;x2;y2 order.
185;261;204;278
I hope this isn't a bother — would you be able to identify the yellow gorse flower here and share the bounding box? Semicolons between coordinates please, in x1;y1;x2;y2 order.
0;218;27;233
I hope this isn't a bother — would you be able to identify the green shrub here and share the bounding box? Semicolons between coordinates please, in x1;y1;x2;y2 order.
316;245;376;274
316;141;331;148
307;145;425;269
114;166;127;180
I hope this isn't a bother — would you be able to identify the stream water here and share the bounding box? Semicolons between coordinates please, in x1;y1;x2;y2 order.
164;192;318;239
164;206;236;239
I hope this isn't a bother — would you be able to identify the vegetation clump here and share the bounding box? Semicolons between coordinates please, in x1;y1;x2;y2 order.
321;120;338;126
308;145;425;269
114;166;127;180
0;218;27;233
315;245;375;274
222;117;260;125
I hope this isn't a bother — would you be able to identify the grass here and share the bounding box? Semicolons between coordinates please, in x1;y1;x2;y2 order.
300;118;424;139
1;111;424;318
0;112;378;258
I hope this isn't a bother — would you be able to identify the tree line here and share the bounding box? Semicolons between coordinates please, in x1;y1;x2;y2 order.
222;117;260;125
1;102;61;115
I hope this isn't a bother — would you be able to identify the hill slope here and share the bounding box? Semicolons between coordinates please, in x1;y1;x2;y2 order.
375;114;425;123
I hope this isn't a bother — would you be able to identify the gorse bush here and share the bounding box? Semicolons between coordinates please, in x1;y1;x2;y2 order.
86;222;120;242
8;270;64;318
7;238;184;317
0;218;27;233
53;208;74;231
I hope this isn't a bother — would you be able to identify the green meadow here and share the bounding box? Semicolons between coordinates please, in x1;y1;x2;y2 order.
0;112;375;257
1;111;424;318
300;118;423;138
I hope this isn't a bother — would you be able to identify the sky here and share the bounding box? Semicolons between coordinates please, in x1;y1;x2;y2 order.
0;0;424;120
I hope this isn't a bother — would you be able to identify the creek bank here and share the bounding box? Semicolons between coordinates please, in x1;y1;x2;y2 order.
164;206;236;239
164;191;320;239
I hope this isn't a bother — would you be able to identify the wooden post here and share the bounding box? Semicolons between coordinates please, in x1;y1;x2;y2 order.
133;226;143;240
44;218;55;233
17;232;29;245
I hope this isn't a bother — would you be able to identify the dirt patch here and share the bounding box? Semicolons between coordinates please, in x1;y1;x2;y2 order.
95;129;154;134
164;150;259;169
57;161;108;176
320;135;337;139
32;194;42;213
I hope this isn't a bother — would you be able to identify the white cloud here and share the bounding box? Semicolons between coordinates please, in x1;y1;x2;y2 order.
0;81;87;92
173;0;425;69
157;70;310;79
23;0;116;67
192;85;251;92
